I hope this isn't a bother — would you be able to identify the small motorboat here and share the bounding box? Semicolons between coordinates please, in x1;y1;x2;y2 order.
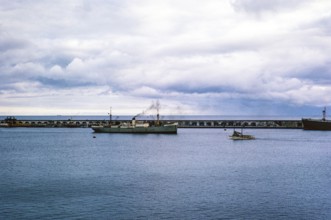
229;130;255;140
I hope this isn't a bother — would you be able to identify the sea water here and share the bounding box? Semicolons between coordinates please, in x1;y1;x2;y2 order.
0;128;330;219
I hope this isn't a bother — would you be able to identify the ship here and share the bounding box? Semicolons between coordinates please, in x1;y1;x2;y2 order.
302;107;331;130
91;105;178;134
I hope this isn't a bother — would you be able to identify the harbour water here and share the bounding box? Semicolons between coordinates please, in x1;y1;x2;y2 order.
0;127;330;219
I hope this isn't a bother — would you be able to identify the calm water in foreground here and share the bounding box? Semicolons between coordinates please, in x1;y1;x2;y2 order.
0;128;330;219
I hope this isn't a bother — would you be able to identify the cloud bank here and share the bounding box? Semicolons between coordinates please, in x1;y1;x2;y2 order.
1;0;331;115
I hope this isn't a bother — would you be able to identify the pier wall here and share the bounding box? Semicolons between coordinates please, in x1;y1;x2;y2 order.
0;119;303;129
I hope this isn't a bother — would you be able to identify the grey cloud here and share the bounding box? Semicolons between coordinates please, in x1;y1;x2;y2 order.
41;55;73;69
0;33;30;52
231;0;307;13
35;77;96;89
155;40;265;57
292;66;331;85
308;15;331;35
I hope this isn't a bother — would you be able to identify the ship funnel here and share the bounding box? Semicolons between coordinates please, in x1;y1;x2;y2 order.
132;117;136;126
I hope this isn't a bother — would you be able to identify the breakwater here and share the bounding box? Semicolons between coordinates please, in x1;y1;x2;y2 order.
0;118;303;129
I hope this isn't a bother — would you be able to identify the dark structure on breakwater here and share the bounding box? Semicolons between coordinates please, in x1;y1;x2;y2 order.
0;118;303;129
177;119;302;129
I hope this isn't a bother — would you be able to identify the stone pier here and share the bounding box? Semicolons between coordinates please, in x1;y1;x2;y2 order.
0;118;303;129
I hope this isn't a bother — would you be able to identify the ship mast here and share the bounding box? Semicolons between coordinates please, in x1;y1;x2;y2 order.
108;107;112;125
156;100;160;126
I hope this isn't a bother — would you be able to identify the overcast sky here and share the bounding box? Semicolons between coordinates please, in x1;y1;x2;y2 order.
1;0;331;116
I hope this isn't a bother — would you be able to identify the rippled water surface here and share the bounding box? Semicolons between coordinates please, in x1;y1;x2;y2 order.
0;128;330;219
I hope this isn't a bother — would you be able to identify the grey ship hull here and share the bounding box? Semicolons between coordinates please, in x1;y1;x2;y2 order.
302;119;331;130
92;125;177;134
